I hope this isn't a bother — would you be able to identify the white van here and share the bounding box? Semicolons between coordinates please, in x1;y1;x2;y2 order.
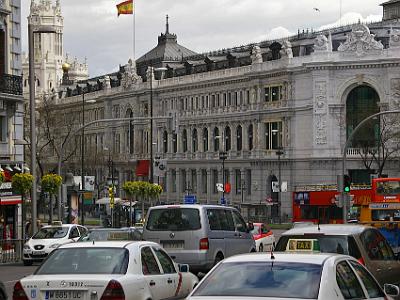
143;204;256;274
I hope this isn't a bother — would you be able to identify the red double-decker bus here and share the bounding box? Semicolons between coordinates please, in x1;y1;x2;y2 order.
293;177;400;252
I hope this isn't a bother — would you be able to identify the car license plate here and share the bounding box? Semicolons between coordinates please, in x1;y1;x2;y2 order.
34;251;45;255
45;290;83;299
162;241;184;249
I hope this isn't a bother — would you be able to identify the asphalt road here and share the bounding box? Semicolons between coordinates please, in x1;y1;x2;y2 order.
0;229;288;299
0;263;38;299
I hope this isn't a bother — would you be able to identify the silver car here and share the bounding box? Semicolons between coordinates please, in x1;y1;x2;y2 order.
143;204;256;274
275;224;400;290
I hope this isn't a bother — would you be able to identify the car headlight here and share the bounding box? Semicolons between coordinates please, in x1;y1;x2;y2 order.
23;245;31;250
49;244;60;249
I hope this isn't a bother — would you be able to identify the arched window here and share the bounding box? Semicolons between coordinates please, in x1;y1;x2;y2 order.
346;85;380;147
182;129;188;152
172;133;177;153
192;128;198;152
237;125;242;151
213;127;220;151
225;126;231;151
163;130;168;153
203;128;209;152
248;124;254;150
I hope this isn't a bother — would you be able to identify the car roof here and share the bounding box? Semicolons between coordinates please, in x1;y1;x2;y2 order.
59;240;158;249
88;227;132;231
41;224;78;229
282;224;372;236
149;204;236;210
223;252;349;265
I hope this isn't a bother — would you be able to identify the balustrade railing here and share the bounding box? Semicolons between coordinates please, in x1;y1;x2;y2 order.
0;74;23;95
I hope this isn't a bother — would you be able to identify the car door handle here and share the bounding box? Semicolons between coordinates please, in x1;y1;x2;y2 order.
167;279;173;284
149;281;156;286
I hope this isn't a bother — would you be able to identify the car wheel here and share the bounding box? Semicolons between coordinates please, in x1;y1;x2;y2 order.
259;244;264;252
23;260;33;266
214;253;224;266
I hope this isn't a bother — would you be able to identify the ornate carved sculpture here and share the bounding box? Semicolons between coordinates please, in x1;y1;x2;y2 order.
121;58;141;89
338;23;383;56
314;34;329;52
391;79;400;108
389;28;400;49
250;46;263;64
280;40;293;59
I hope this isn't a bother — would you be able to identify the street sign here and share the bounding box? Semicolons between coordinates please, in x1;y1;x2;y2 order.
184;194;197;204
220;197;226;205
154;159;167;177
216;183;224;192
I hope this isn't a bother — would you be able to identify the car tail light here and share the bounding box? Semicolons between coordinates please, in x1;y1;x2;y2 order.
175;273;183;297
199;238;209;250
13;281;28;300
357;257;365;266
100;280;125;300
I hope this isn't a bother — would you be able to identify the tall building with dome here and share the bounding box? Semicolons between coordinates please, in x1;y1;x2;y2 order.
42;1;400;223
22;0;89;103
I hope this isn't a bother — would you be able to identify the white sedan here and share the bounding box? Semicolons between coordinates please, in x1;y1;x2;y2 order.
23;224;87;266
186;251;400;300
15;241;199;300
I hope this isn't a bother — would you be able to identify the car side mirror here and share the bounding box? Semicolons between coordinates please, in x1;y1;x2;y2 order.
247;222;254;232
178;264;189;273
384;284;400;297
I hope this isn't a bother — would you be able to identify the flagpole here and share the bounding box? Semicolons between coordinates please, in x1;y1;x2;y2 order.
133;1;135;60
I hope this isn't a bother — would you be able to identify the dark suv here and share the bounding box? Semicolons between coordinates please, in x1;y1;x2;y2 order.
275;224;400;289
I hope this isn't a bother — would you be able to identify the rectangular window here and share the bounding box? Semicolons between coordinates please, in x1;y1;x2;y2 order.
191;169;197;193
212;169;218;194
0;115;6;142
264;85;283;102
171;170;177;193
265;122;283;150
201;169;207;194
181;169;187;193
235;169;242;194
246;169;252;195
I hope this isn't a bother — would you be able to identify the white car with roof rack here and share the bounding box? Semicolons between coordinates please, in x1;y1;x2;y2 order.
186;251;400;300
15;241;199;300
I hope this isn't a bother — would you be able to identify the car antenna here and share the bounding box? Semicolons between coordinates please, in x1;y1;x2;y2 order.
317;219;320;231
92;240;95;245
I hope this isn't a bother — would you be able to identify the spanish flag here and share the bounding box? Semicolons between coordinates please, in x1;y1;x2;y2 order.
116;0;133;16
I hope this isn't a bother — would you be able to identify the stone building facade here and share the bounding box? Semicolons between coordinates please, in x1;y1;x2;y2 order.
43;2;400;222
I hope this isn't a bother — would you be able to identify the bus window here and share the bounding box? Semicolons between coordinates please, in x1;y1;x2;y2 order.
371;209;400;221
376;181;400;196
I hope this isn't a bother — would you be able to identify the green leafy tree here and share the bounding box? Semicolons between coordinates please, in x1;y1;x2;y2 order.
12;173;34;239
41;174;63;223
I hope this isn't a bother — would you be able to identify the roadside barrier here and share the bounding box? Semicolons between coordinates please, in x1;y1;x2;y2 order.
0;239;25;264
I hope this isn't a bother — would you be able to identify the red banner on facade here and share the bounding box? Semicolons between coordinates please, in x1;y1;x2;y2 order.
136;160;150;177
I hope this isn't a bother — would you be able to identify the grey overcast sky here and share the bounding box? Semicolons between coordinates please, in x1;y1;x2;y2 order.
22;0;383;77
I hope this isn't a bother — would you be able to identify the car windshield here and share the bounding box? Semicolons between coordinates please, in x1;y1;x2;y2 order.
32;227;68;239
193;261;321;298
275;235;350;255
35;248;129;275
250;224;261;235
146;208;201;231
79;229;141;241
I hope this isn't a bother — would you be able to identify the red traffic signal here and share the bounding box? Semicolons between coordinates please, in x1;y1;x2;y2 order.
224;183;231;194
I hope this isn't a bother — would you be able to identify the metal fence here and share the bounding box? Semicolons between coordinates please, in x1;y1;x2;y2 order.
0;239;25;264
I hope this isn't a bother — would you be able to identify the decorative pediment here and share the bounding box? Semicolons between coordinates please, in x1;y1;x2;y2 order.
338;24;383;56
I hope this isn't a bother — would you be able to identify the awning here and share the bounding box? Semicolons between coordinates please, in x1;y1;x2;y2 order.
136;160;149;176
95;197;123;205
0;196;22;205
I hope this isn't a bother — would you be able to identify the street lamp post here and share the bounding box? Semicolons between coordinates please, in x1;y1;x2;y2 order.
276;149;284;224
28;23;56;234
149;67;167;184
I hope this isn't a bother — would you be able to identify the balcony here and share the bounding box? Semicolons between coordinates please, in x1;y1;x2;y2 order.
0;74;23;96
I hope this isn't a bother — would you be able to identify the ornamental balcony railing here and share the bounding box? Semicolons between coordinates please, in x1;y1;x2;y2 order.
0;74;23;95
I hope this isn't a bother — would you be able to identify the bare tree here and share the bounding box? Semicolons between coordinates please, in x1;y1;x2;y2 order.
357;115;400;177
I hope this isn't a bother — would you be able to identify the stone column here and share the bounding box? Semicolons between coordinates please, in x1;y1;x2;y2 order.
229;168;235;206
207;168;212;204
231;123;237;151
243;122;249;151
196;169;202;201
166;169;172;203
176;169;181;201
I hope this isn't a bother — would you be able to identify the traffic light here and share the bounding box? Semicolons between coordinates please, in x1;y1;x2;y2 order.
108;186;114;199
343;175;351;193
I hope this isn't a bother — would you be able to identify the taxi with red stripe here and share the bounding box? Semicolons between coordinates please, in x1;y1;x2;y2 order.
14;241;198;300
250;222;275;252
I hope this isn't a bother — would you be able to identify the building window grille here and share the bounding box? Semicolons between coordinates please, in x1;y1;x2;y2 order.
203;128;209;152
236;125;242;151
265;121;282;150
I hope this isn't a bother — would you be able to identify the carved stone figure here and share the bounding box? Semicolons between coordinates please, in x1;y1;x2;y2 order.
391;78;400;108
314;34;329;52
250;46;263;64
389;28;400;48
121;58;141;89
338;23;383;56
280;40;293;59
